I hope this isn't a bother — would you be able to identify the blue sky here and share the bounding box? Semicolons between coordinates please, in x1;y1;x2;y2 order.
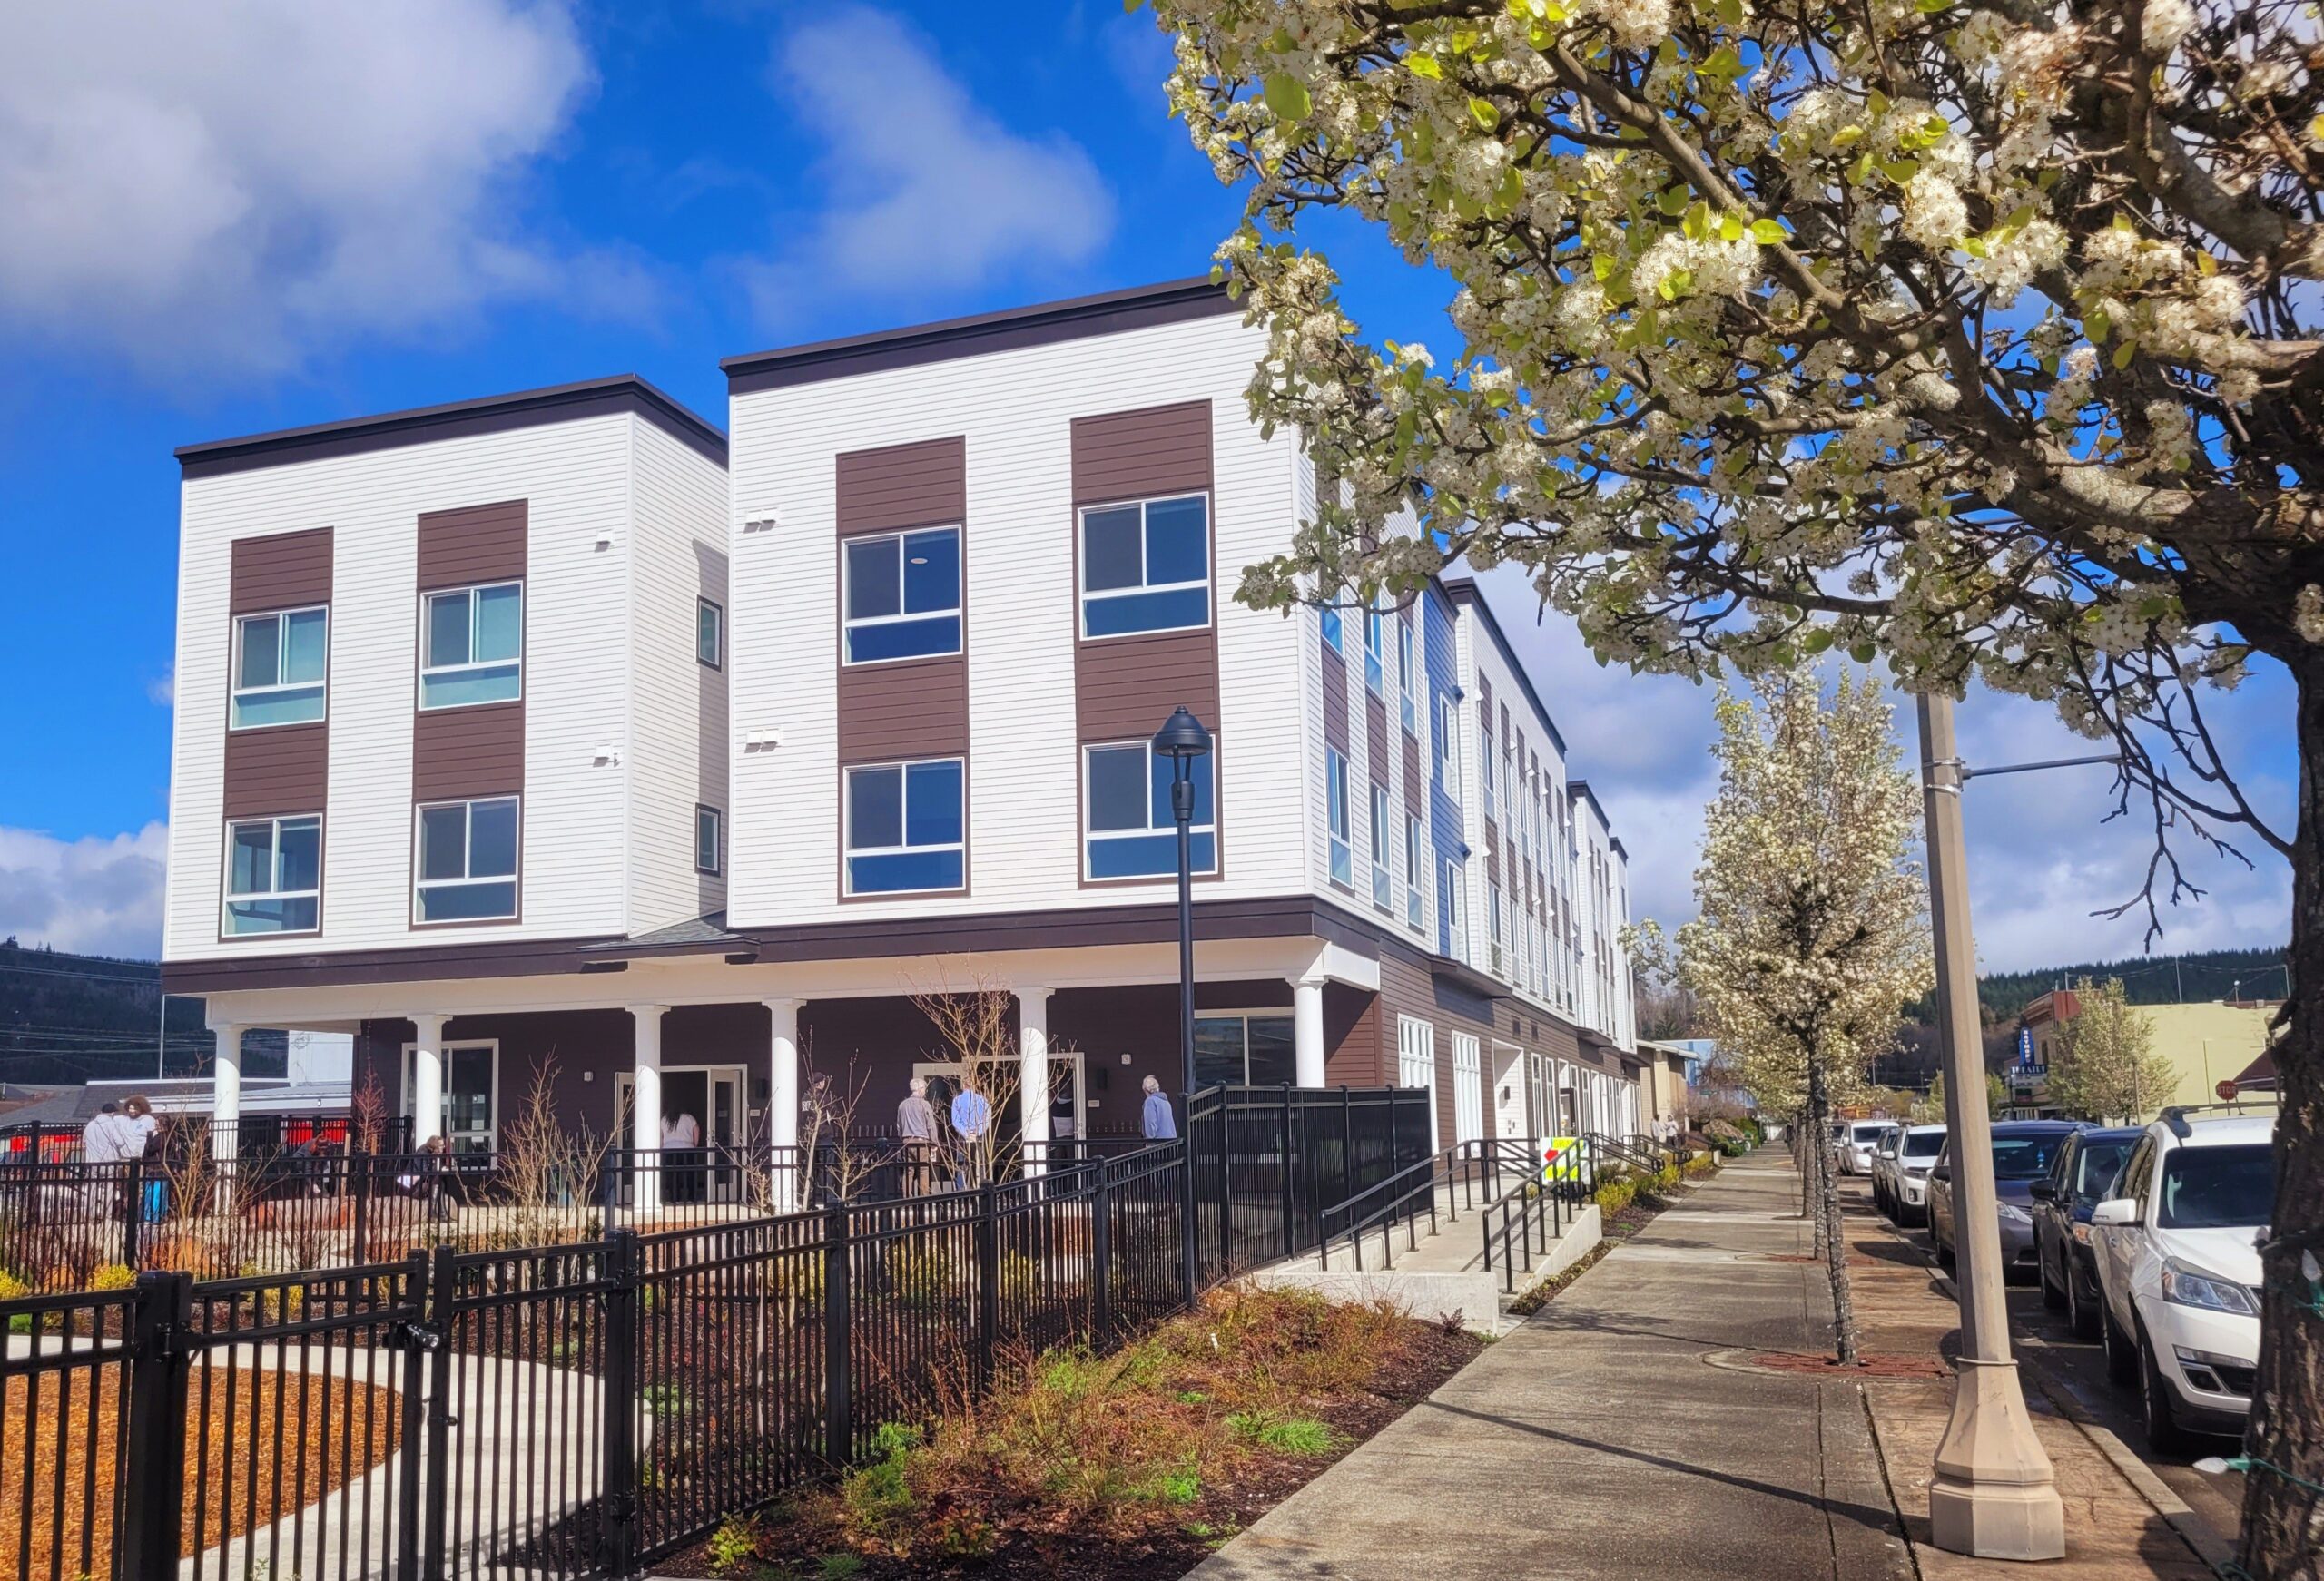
0;0;2293;975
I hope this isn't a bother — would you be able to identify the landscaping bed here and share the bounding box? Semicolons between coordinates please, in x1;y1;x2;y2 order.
1506;1164;1708;1318
655;1287;1482;1580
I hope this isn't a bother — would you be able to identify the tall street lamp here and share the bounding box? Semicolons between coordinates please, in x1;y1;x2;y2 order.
1916;692;2065;1559
1153;704;1213;1308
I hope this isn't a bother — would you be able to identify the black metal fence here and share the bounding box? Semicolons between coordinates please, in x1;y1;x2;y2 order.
1186;1085;1436;1284
0;1144;1191;1581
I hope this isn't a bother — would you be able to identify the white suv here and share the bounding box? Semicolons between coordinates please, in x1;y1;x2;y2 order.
1840;1119;1889;1176
1875;1124;1945;1226
2090;1107;2276;1450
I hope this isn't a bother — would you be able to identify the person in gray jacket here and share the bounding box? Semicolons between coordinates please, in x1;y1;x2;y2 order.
896;1076;938;1193
1141;1075;1177;1141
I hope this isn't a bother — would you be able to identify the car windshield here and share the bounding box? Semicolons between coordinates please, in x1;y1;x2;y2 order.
1903;1132;1945;1159
1991;1134;2068;1180
1852;1124;1887;1143
2157;1144;2273;1229
2074;1141;2133;1200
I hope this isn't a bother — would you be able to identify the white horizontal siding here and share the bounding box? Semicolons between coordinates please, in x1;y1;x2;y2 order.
167;417;637;963
726;313;1310;929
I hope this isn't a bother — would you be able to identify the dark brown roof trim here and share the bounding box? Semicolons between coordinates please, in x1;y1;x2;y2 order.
161;933;627;995
176;376;727;479
722;278;1239;394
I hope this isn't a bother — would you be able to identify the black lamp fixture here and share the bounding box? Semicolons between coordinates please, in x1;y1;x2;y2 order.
1152;704;1212;1305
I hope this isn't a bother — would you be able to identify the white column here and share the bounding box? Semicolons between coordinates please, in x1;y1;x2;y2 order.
210;1024;245;1167
1017;986;1052;1174
766;997;803;1211
629;1004;666;1213
409;1014;447;1148
1292;976;1328;1088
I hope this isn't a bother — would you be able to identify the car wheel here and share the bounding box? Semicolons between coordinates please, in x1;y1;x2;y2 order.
2102;1300;2140;1386
2140;1326;2191;1454
2066;1261;2100;1341
2040;1234;2067;1311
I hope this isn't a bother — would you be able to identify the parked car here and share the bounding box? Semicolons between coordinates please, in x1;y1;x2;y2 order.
1875;1124;1945;1226
1926;1121;2083;1281
1839;1119;1890;1176
1867;1125;1902;1213
2029;1125;2142;1340
2091;1107;2275;1450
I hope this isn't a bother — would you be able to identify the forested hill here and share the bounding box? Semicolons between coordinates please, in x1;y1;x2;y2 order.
0;938;219;1085
1916;946;2290;1028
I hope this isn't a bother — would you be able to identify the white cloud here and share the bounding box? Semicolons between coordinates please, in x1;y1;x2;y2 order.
1471;567;2294;975
147;664;174;707
0;824;168;959
0;1;636;376
738;5;1114;322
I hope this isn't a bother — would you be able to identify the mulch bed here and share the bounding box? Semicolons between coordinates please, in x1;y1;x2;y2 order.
0;1365;400;1581
653;1317;1481;1580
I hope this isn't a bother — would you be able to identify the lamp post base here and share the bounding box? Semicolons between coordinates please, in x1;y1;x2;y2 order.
1927;1357;2065;1561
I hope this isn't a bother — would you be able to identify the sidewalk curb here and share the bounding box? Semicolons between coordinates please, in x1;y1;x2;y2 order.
1928;1268;2232;1572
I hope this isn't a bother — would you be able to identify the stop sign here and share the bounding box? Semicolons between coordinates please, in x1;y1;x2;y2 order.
2216;1079;2239;1101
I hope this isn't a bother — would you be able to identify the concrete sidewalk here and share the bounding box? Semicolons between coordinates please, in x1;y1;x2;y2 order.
1188;1151;2221;1581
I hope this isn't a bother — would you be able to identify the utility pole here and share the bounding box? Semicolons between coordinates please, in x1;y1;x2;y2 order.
1917;692;2065;1559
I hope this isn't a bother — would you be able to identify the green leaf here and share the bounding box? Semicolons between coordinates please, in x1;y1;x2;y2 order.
1682;200;1711;241
1718;212;1745;241
1748;218;1787;244
1469;96;1500;130
2112;339;2137;368
1716;0;1745;22
1914;0;1949;12
1406;54;1443;80
1264;76;1313;121
1802;628;1835;654
1658;185;1690;216
2086;311;2111;342
1829;124;1864;149
1880;158;1921;184
1849;641;1877;664
1701;44;1743;80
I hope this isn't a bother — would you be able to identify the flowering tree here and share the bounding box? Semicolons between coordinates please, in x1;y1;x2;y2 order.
1147;0;2320;1563
2049;977;2180;1122
1641;667;1931;1360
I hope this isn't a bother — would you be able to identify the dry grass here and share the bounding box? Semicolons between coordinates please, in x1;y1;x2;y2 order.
0;1365;400;1580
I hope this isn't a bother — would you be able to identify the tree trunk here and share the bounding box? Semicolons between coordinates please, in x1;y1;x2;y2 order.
2238;658;2324;1578
1807;1062;1861;1365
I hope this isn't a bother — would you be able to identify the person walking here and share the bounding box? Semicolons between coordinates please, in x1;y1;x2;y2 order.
1141;1075;1177;1141
948;1084;991;1188
662;1108;702;1204
897;1075;937;1194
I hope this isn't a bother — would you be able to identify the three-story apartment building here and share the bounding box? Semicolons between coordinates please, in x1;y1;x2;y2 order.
161;281;1640;1194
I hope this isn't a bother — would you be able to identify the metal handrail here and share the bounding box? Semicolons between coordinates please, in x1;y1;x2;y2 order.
1585;1131;1665;1179
1315;1138;1527;1273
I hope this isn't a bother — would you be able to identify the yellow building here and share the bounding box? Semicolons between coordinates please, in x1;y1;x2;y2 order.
2016;990;2277;1120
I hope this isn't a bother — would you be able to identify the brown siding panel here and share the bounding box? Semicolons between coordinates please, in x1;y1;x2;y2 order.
413;702;525;801
230;528;334;613
1070;402;1211;503
1320;633;1348;751
1075;630;1218;741
1403;733;1423;810
417;500;527;589
836;437;965;535
222;722;329;819
1366;694;1390;784
1322;984;1381;1088
839;657;969;761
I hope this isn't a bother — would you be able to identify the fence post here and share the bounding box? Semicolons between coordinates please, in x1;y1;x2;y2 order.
1089;1170;1113;1347
1281;1085;1298;1261
119;1270;192;1578
353;1150;371;1265
974;1183;1000;1390
392;1250;432;1581
121;1160;143;1272
600;1229;640;1577
419;1244;459;1581
823;1200;854;1462
1215;1098;1232;1278
1341;1085;1354;1210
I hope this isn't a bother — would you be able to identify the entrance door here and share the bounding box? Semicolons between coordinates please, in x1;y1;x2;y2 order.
1395;1016;1438;1148
1451;1035;1484;1146
402;1041;498;1154
616;1065;748;1203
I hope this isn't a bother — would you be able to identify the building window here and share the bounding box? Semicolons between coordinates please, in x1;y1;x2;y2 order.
694;805;723;875
1443;859;1466;957
1405;814;1425;931
1326;748;1352;888
1434;696;1459;796
1084;741;1216;880
844;758;964;895
1370;784;1393;909
1397;621;1417;735
1488;880;1504;974
1078;493;1208;638
1193;1013;1296;1088
231;607;329;729
403;1042;499;1154
222;815;320;935
697;598;724;668
1480;720;1496;820
1364;604;1385;696
415;796;519;922
1321;604;1344;653
843;526;961;663
419;582;523;710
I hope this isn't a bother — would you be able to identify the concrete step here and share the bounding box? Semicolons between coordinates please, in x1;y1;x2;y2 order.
1243;1203;1602;1336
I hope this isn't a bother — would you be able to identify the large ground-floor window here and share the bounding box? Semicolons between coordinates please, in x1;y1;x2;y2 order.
402;1040;499;1154
1193;1012;1295;1088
